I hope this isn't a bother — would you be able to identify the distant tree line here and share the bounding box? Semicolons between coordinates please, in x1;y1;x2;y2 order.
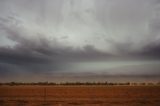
0;81;160;86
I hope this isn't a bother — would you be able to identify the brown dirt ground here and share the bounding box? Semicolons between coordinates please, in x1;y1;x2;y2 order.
0;85;160;106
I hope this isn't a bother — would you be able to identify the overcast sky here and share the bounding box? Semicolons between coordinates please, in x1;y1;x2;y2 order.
0;0;160;82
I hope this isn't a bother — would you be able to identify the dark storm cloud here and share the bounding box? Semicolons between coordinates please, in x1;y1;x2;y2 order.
0;41;112;78
0;0;160;81
0;15;111;75
109;39;160;59
134;43;160;59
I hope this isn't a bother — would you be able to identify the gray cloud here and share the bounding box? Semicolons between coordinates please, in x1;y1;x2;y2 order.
0;0;160;81
0;15;111;77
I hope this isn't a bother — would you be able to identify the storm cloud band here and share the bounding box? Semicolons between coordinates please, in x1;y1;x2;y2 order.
0;0;160;82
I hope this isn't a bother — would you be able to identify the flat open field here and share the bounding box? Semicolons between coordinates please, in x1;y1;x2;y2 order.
0;85;160;106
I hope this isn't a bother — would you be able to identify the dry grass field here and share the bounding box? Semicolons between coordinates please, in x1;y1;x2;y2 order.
0;85;160;106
